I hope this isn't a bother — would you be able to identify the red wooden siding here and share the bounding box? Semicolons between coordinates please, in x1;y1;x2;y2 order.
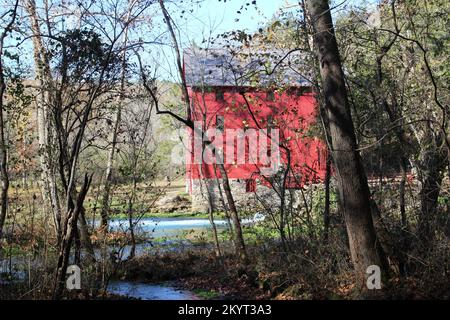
186;87;327;189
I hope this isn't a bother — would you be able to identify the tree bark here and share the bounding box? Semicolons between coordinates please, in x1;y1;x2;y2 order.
208;206;222;259
127;175;137;260
306;0;388;290
99;107;121;229
26;0;63;239
199;163;222;258
417;128;446;246
399;156;408;227
323;152;331;243
53;174;92;300
0;0;18;239
212;164;233;232
216;163;247;262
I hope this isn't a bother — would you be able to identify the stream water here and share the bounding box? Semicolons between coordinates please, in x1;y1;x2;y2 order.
1;214;264;300
107;281;199;300
104;217;229;258
105;217;225;300
105;215;263;300
108;216;228;238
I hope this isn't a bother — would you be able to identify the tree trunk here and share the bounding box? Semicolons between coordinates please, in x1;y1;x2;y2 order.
200;164;222;258
0;41;10;241
0;0;18;240
128;204;136;260
216;163;247;263
53;174;92;300
127;174;138;260
78;207;96;262
26;0;63;239
399;156;408;227
208;206;222;259
323;152;331;243
419;169;443;245
306;0;388;290
213;164;233;232
447;133;450;178
99;10;131;230
99;104;121;229
417;130;446;246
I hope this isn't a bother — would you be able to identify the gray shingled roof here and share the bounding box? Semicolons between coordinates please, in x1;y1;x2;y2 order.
183;47;311;88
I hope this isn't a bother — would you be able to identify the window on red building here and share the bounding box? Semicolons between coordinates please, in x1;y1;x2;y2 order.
216;115;224;132
301;86;313;94
245;179;256;193
215;90;224;101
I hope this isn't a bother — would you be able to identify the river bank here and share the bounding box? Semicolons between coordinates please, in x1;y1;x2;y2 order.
1;216;237;300
2;213;449;300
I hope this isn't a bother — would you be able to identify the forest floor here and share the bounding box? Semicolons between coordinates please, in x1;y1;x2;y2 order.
114;240;450;300
2;178;450;300
112;214;450;301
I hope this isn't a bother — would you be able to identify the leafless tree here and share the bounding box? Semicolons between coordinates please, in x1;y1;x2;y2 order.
0;0;19;240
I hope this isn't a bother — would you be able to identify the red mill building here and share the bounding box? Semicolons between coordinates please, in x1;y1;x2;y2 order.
183;48;327;212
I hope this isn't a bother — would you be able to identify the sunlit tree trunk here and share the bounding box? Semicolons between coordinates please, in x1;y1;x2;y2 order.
127;173;138;260
0;0;18;239
215;163;247;262
199;164;222;259
26;0;63;239
306;0;388;291
99;108;121;229
0;82;8;241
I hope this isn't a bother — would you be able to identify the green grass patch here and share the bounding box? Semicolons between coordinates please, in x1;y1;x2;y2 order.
438;195;449;205
193;289;221;299
0;244;28;257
